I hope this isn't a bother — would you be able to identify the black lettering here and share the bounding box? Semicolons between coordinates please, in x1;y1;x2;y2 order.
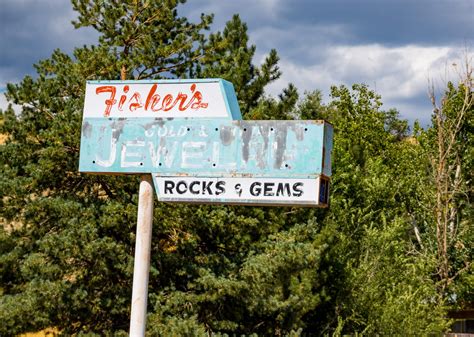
276;183;291;196
263;182;275;196
293;182;304;197
189;181;200;195
202;181;213;195
215;181;226;195
176;181;188;194
250;182;261;196
164;180;175;194
234;183;242;197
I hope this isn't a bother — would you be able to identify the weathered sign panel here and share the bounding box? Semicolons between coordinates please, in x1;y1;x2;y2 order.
83;79;241;120
152;176;330;206
78;78;333;336
79;119;332;179
79;78;333;206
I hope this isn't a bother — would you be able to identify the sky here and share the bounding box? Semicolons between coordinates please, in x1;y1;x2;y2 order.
1;0;473;126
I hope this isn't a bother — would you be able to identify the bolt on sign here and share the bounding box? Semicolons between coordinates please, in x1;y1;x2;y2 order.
79;79;333;207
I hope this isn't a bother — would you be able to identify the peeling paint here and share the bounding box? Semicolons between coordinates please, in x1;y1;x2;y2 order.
153;118;166;127
241;123;253;163
82;121;92;138
293;124;305;141
257;126;269;169
79;118;332;178
111;119;126;140
219;125;235;146
273;126;288;169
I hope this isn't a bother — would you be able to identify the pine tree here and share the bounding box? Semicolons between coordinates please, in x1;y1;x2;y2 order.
0;0;304;335
1;0;467;335
0;1;213;334
197;14;281;117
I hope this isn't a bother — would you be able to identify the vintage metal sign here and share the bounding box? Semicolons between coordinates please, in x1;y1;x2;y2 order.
83;79;241;120
79;78;333;207
152;176;330;206
79;119;332;178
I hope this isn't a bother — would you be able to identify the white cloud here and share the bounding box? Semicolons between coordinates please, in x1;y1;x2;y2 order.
264;44;464;124
257;0;281;18
0;88;23;114
181;0;283;31
0;92;13;113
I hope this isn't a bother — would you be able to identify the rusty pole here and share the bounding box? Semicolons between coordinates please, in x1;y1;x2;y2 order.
129;175;154;336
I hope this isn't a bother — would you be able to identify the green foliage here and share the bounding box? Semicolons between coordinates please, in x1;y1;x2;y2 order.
71;0;213;79
145;218;339;336
1;0;472;336
197;14;281;117
314;84;454;334
339;217;450;334
419;78;474;305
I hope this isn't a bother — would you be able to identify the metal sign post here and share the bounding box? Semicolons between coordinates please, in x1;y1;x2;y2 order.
129;175;154;336
80;79;241;336
78;79;332;336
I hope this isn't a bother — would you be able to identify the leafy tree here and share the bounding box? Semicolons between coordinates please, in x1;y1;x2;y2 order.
0;0;212;334
420;65;473;305
0;0;304;335
1;0;470;335
315;84;451;334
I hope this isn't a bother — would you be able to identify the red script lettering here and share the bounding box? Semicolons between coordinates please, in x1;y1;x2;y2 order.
95;84;209;117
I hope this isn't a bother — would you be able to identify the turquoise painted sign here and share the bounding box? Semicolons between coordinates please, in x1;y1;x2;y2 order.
79;119;332;178
79;78;333;206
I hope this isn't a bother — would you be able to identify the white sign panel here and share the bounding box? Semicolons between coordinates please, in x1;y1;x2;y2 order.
152;175;328;206
84;81;232;118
